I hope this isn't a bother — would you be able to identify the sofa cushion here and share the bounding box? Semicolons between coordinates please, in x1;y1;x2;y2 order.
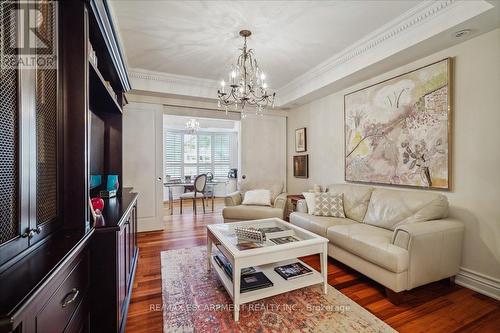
326;184;373;222
222;205;283;221
239;180;283;204
290;212;356;237
363;188;449;230
327;224;409;273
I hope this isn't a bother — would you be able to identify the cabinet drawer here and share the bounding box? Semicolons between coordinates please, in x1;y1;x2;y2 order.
36;251;89;333
63;294;89;333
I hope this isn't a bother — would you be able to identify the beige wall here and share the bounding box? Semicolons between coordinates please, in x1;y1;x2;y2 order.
287;29;500;284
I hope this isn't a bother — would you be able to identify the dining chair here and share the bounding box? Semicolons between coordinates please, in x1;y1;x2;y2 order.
179;174;207;215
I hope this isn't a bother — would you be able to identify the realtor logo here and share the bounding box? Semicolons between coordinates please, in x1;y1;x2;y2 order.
1;1;57;69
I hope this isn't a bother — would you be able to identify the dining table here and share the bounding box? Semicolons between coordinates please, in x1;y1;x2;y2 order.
164;180;225;215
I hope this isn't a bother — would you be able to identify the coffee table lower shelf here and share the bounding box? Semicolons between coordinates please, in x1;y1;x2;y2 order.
210;256;324;304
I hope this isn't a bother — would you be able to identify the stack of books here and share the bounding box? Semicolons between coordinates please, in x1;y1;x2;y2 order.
213;254;273;293
274;262;313;280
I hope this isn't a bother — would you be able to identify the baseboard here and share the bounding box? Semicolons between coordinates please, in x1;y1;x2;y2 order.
137;217;164;232
455;267;500;300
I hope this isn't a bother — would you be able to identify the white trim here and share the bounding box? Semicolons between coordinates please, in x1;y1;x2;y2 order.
455;267;500;300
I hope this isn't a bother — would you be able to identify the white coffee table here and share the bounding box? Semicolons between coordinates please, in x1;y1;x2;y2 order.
206;218;329;321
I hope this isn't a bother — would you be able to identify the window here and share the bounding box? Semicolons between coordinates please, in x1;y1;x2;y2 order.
164;130;236;180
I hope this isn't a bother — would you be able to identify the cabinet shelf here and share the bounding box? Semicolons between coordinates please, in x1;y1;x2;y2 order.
89;60;122;114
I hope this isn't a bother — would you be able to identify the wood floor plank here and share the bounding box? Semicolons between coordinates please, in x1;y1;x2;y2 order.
126;199;500;333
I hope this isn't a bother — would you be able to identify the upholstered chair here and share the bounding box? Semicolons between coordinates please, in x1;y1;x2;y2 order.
180;174;207;214
222;180;287;222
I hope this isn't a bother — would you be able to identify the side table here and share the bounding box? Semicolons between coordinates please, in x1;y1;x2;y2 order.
285;194;305;221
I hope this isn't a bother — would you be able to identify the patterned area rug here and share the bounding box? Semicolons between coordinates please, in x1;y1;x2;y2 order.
161;246;396;333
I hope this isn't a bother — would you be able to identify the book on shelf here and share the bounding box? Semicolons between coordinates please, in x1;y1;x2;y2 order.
270;235;300;245
212;255;272;292
213;255;257;277
274;262;313;280
240;272;273;293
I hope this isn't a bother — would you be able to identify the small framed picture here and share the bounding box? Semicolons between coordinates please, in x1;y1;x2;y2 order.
293;155;308;178
295;128;307;152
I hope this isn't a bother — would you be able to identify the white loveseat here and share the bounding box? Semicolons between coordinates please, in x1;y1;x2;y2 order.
222;180;287;222
290;184;464;295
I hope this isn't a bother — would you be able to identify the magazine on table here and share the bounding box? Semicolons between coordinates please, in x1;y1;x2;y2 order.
274;262;313;280
236;241;263;250
270;235;300;245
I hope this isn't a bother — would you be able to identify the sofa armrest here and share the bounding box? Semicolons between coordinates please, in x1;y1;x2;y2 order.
224;191;242;206
296;199;308;213
273;193;288;210
392;218;465;289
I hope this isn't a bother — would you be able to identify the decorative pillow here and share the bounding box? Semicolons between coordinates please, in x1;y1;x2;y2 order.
239;180;283;204
242;189;271;206
302;192;316;215
313;193;346;217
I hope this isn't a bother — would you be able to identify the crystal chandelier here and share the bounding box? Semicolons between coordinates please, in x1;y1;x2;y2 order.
185;118;200;133
217;30;276;117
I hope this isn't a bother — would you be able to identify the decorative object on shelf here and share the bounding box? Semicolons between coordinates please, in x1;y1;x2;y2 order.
89;197;105;227
206;172;214;182
234;226;265;243
295;128;307;152
285;194;305;221
90;197;104;211
93;209;106;228
217;30;276;117
99;174;119;198
293;155;309;178
345;58;451;189
185;118;200;133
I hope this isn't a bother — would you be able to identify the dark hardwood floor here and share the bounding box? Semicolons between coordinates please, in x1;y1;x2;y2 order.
126;199;500;333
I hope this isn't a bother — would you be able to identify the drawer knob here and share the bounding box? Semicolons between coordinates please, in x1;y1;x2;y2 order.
61;288;80;308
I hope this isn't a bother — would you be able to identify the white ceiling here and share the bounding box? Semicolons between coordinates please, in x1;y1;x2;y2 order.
109;0;500;107
110;0;419;88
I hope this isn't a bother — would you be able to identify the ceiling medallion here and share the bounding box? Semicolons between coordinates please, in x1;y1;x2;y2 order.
217;30;276;118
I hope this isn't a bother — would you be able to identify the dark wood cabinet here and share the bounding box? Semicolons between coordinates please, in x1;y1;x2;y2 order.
0;1;133;332
0;230;93;333
90;192;138;333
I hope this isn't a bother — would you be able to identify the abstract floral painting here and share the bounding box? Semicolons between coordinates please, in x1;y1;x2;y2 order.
344;58;451;189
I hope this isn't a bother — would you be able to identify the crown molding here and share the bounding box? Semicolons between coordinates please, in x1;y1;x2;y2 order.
127;0;494;107
129;68;220;100
276;0;494;106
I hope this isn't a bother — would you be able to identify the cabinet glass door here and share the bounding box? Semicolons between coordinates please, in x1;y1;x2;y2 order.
0;1;29;266
31;0;59;244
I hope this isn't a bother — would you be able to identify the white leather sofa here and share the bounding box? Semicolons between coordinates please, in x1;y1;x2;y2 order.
290;184;464;296
223;180;287;222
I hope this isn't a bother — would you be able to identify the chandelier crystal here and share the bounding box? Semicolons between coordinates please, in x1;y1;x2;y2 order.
217;30;276;117
185;118;200;133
